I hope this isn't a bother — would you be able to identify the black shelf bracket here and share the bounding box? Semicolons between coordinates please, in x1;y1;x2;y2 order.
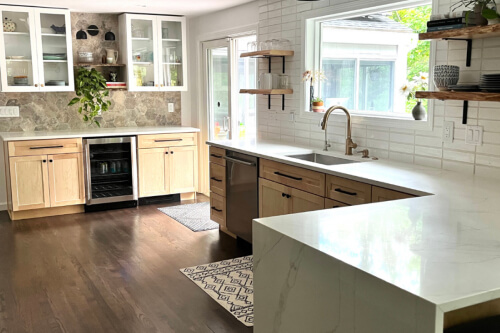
443;38;472;67
267;94;286;110
462;100;469;124
261;55;287;110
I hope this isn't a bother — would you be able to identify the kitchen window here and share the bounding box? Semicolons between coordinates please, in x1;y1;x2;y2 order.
304;2;433;128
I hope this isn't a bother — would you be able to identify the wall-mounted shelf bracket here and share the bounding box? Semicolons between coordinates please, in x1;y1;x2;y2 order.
267;94;285;110
462;100;468;124
443;38;472;67
264;56;286;73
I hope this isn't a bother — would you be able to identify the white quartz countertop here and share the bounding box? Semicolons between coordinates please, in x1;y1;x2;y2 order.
208;139;500;313
0;126;200;141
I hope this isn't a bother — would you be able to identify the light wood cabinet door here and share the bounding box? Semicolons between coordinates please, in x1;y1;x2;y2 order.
209;162;225;197
259;178;289;218
210;192;226;227
169;145;198;194
326;175;372;206
48;153;85;207
138;148;169;197
9;155;50;211
290;188;325;214
372;186;414;203
325;198;349;209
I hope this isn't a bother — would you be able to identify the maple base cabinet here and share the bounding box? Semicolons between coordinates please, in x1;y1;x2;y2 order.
4;139;85;220
137;133;198;198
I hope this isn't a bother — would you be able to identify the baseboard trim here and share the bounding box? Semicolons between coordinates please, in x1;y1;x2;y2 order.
8;205;84;221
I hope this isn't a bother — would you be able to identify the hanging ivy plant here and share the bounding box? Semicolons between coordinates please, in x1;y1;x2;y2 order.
68;67;111;127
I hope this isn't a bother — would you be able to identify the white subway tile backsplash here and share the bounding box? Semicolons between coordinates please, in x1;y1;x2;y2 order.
255;0;500;178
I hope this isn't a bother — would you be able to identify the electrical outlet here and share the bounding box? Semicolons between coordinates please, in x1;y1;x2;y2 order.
0;106;19;117
465;125;483;145
443;121;454;143
289;112;295;122
168;103;174;113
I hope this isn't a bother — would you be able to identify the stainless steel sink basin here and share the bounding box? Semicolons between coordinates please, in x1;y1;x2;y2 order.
286;153;358;166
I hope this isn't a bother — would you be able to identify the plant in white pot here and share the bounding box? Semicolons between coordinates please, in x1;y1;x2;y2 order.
451;0;499;25
400;72;429;121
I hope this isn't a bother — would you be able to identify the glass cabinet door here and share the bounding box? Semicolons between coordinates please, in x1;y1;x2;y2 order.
0;7;39;91
158;17;186;91
129;17;158;91
35;9;74;91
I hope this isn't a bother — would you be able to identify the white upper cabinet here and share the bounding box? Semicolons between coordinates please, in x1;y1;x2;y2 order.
0;6;74;92
119;14;187;92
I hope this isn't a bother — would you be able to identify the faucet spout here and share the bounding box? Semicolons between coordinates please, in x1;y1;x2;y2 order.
320;105;357;155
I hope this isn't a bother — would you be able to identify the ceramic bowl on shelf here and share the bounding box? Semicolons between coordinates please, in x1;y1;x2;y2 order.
78;51;94;63
433;65;460;91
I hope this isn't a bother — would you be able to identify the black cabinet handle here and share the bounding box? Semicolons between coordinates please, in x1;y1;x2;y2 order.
334;188;357;196
42;160;47;163
171;151;174;154
274;171;302;181
286;194;291;199
211;207;222;212
165;151;169;154
155;139;183;142
281;193;291;199
49;159;53;163
30;145;64;150
333;206;340;208
210;177;222;182
282;193;286;197
210;154;222;158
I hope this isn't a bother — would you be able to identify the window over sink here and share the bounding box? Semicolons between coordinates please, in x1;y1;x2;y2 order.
303;1;433;128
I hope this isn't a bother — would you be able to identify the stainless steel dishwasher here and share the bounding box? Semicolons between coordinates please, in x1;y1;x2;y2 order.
224;151;258;243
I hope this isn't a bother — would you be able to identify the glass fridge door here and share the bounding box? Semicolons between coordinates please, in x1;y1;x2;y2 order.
0;7;39;91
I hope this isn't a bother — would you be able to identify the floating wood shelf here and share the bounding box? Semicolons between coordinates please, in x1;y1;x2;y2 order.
74;63;126;67
419;23;500;41
239;89;293;95
240;50;294;58
416;91;500;102
416;90;500;124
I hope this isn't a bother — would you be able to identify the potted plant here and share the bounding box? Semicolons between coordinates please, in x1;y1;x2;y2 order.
312;97;325;113
68;67;111;127
451;0;498;25
400;72;429;120
302;70;327;111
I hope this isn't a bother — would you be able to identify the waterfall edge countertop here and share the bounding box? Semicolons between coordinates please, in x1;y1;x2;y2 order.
0;126;200;141
208;139;500;314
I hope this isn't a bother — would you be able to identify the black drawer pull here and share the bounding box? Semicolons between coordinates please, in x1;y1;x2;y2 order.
210;177;222;182
333;206;340;208
286;194;291;199
155;139;183;142
210;154;222;158
30;145;64;150
274;171;302;181
335;188;357;196
281;193;291;199
42;159;47;163
282;193;286;197
211;207;222;212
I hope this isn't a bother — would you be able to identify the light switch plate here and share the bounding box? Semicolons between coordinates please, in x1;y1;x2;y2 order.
465;125;483;145
0;106;19;117
443;121;454;143
168;103;174;113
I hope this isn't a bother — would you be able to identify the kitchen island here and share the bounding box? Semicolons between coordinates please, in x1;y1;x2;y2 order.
208;139;500;333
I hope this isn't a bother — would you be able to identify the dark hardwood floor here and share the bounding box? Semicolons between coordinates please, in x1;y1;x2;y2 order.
0;195;253;333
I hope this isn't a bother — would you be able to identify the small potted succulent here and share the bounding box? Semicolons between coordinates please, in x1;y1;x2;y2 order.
312;97;325;113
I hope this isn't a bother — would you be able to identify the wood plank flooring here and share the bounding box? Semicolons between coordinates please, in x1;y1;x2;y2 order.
0;195;253;333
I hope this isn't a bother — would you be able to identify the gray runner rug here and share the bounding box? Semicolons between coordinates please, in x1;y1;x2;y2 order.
158;202;219;232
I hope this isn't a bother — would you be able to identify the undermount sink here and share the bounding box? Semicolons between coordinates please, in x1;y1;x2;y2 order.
286;153;359;166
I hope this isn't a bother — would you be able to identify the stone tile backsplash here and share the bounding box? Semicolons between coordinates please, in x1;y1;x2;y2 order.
256;0;500;178
0;12;181;132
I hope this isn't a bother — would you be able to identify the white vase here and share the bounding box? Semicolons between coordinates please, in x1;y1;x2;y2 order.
412;101;426;121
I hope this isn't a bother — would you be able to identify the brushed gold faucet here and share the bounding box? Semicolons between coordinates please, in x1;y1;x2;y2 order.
320;105;358;155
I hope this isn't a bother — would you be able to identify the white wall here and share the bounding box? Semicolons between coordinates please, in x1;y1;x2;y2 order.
256;0;500;178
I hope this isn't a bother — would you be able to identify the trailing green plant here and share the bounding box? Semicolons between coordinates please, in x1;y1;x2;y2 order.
68;67;111;127
312;97;324;103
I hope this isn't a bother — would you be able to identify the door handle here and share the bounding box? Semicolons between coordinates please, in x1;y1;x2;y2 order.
210;154;222;159
211;206;222;212
223;156;255;166
210;177;222;182
155;139;183;142
30;145;64;150
334;188;357;196
274;171;302;181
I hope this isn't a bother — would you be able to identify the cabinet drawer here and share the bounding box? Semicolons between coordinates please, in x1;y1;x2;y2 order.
325;198;349;209
209;162;226;197
372;186;414;203
260;159;325;197
137;133;197;148
8;138;82;157
210;192;226;227
209;146;226;166
326;175;371;206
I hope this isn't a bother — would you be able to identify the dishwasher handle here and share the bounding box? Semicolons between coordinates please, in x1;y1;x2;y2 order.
223;156;256;167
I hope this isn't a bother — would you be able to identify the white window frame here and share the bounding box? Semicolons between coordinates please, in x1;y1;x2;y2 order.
301;0;437;131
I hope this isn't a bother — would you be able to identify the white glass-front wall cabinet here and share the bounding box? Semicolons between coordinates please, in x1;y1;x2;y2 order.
119;14;187;92
0;6;74;92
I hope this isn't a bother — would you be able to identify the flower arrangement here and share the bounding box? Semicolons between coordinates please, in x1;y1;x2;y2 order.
303;70;327;111
400;72;429;101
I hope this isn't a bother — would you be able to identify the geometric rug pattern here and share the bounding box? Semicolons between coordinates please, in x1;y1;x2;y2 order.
180;256;254;326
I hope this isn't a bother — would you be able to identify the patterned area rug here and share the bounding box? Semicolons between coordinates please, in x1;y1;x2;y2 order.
180;256;254;326
158;202;219;232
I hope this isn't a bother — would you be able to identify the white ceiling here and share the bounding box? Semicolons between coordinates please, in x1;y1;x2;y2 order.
13;0;255;17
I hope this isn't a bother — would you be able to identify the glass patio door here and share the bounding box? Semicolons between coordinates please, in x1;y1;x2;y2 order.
204;39;231;141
